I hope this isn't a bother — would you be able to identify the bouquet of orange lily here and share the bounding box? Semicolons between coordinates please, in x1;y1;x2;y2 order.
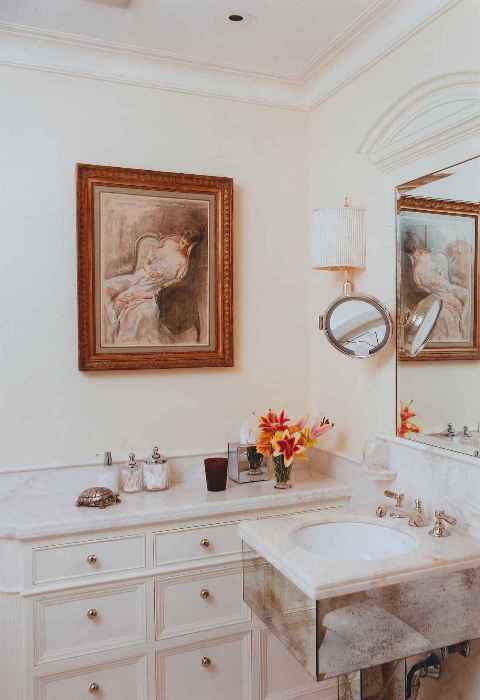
256;409;334;489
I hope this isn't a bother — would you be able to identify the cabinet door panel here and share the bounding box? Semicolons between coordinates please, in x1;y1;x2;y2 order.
158;633;251;700
34;581;147;664
156;567;249;639
35;656;148;700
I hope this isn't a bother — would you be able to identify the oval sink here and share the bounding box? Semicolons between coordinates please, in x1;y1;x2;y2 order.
294;522;418;561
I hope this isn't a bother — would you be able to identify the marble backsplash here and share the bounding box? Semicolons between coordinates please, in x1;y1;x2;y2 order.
312;436;480;537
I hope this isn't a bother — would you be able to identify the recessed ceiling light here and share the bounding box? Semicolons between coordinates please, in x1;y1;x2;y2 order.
228;13;245;22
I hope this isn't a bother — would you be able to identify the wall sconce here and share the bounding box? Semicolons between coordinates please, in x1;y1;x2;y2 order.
313;197;392;359
311;196;366;296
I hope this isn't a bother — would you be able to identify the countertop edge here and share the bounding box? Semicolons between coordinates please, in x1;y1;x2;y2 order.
0;482;352;541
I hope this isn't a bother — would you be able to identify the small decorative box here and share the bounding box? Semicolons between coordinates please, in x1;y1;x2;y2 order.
227;442;269;484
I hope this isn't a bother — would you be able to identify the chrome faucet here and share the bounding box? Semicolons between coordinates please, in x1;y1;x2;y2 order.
463;426;472;438
429;510;457;538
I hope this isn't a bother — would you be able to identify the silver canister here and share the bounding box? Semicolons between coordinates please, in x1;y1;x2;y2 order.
227;442;269;483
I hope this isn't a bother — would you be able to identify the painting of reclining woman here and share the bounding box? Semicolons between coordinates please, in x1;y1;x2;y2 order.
100;192;209;348
77;165;233;370
398;196;479;360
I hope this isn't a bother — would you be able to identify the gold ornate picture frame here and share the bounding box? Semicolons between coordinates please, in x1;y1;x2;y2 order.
77;164;233;370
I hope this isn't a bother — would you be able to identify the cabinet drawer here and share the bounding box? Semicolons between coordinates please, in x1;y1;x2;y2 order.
155;522;242;566
158;633;251;700
156;567;249;639
32;535;146;585
35;656;148;700
33;581;148;664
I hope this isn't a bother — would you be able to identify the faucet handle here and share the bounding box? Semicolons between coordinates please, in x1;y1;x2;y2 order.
96;451;112;466
436;510;457;526
384;490;404;508
429;510;457;538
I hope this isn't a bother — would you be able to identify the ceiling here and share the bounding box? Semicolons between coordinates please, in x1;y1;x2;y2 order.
0;0;385;80
0;0;461;109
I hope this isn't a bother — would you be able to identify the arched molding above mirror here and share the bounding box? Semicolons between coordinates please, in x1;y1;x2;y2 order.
358;72;480;173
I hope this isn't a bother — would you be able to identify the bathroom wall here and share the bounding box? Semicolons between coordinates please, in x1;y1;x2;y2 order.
307;0;480;461
0;65;309;468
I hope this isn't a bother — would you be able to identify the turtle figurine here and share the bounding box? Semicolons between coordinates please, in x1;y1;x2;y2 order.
76;486;121;509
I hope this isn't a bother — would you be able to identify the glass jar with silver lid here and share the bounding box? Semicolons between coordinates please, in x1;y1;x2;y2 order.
144;446;170;491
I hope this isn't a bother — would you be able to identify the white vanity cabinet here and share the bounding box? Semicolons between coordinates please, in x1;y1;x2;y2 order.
2;496;345;700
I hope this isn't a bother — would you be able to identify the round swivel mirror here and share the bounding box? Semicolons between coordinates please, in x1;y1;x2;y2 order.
320;295;393;358
402;294;442;357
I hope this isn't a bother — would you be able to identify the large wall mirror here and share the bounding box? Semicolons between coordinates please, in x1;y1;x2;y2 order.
396;156;480;457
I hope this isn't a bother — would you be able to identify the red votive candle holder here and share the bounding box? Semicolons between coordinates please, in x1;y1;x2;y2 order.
204;457;228;492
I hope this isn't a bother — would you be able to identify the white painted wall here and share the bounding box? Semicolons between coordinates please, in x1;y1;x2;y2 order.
0;67;309;468
307;0;480;460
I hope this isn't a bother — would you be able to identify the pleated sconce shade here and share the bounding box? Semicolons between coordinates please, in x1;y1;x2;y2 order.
311;204;366;270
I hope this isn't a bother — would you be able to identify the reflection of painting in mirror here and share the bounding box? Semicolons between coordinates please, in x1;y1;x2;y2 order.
398;197;479;361
77;164;233;371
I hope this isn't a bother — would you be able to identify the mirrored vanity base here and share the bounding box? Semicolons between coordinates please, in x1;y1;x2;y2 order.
243;542;480;682
339;661;406;700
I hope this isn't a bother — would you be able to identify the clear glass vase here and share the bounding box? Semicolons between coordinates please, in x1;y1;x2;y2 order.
273;454;292;489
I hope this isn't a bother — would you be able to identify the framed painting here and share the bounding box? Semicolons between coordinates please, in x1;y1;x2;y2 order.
77;164;233;370
397;195;480;361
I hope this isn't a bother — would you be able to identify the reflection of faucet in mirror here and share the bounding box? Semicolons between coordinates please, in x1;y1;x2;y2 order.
445;422;457;438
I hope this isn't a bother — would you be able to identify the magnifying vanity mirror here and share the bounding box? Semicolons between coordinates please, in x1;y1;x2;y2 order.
396;155;480;456
320;295;392;358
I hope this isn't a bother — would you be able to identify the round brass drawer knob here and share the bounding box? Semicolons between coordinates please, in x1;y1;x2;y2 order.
200;588;210;600
201;656;211;667
86;608;98;620
89;682;100;694
87;554;98;565
200;538;210;548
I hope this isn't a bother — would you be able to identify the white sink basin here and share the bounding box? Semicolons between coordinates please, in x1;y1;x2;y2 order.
294;522;417;561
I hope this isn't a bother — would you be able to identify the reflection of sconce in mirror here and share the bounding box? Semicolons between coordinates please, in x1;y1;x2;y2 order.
313;197;393;359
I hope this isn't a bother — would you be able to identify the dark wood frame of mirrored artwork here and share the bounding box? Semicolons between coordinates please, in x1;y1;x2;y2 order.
77;164;233;370
397;195;480;362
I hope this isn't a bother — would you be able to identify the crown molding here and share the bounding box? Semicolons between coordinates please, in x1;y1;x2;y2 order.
304;0;466;108
359;72;480;172
302;0;399;80
0;21;305;111
0;0;468;111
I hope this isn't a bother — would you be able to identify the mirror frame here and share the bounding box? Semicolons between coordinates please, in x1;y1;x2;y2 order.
321;294;393;358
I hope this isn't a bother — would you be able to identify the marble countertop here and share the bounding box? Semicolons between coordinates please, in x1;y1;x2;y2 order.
239;507;480;601
0;474;351;540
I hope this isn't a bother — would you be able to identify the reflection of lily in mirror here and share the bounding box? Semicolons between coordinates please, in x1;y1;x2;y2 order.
398;401;421;438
